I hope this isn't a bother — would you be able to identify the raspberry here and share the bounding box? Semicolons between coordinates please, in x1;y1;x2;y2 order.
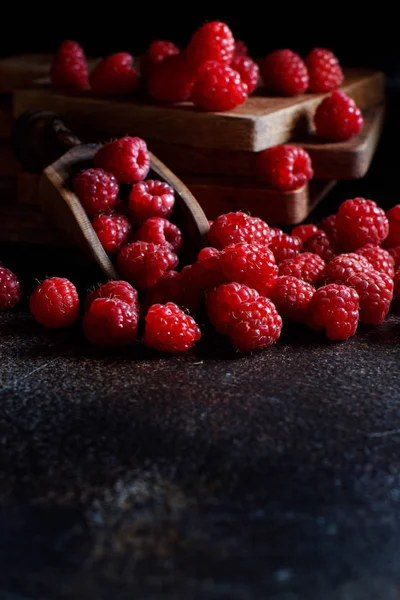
180;249;226;312
319;214;339;244
208;212;272;249
323;253;373;285
314;91;364;142
346;271;393;325
355;244;395;278
191;62;248;112
206;282;259;334
90;53;138;95
256;145;313;191
73;168;119;217
388;246;400;269
85;280;140;314
220;243;278;296
30;278;79;328
51;40;88;90
227;297;282;353
144;303;201;353
269;233;302;264
0;266;21;311
305;48;344;93
198;247;220;260
306;284;359;341
291;224;322;244
129;180;175;224
143;271;183;312
261;49;309;96
270;227;284;238
95;138;150;184
136;217;182;253
394;270;400;299
279;252;326;285
186;21;235;70
141;40;180;77
267;276;315;321
303;232;337;263
230;55;259;94
83;298;138;347
336;198;389;251
147;54;196;103
234;40;248;56
91;214;132;254
117;242;178;291
384;205;400;248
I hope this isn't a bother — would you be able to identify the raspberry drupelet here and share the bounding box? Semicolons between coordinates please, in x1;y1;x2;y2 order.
136;217;182;253
292;224;322;244
355;244;395;278
314;91;364;142
261;49;309;96
95;138;150;184
73;168;119;217
51;40;88;90
306;284;359;341
141;40;180;77
322;253;373;285
269;233;302;264
279;252;326;285
346;270;393;325
117;241;178;291
206;282;259;334
147;54;196;104
92;214;132;254
220;242;278;296
0;266;21;311
266;276;315;322
143;302;201;353
230;55;259;94
186;21;235;70
83;298;139;347
85;280;140;314
30;277;79;328
227;296;282;353
208;212;272;249
305;48;344;93
256;145;313;191
191;62;248;112
336;198;389;251
89;53;138;95
129;180;175;225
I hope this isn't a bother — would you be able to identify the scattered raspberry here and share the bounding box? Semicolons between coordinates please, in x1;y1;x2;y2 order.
336;198;389;251
95;137;150;184
319;214;339;245
206;282;259;334
186;21;235;70
279;252;326;285
306;284;359;341
220;243;278;296
384;205;400;248
388;246;400;269
346;271;393;325
227;296;282;353
85;280;140;314
51;40;88;90
198;247;220;260
323;253;373;285
230;55;259;94
144;302;201;353
269;233;302;264
83;298;138;347
305;48;344;93
303;232;337;263
147;54;196;103
129;180;175;225
136;217;182;253
355;244;395;278
191;61;248;111
73;168;119;217
141;40;180;77
314;91;364;142
180;249;226;313
117;242;178;291
256;145;313;191
291;224;322;244
92;214;132;254
261;49;309;96
90;53;138;95
0;266;21;311
234;40;248;56
208;212;272;249
30;278;79;328
267;276;315;322
394;270;400;299
144;271;183;312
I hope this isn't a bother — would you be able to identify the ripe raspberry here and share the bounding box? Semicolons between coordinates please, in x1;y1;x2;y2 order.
191;62;248;112
186;21;235;70
143;271;183;312
51;40;88;90
147;54;196;103
291;224;322;244
355;244;395;278
198;247;220;260
92;214;132;254
90;53;138;95
83;298;138;347
306;284;359;341
346;271;393;325
230;55;259;94
323;253;373;285
95;138;150;184
117;242;178;291
336;198;389;251
73;168;119;217
180;249;226;312
319;214;339;245
279;252;326;285
269;233;302;264
234;40;248;56
0;266;21;311
388;246;400;269
141;40;180;77
136;217;182;253
314;91;364;142
261;49;309;96
208;212;271;249
220;243;278;296
394;270;400;299
30;278;79;328
384;205;400;248
129;180;175;224
267;275;315;321
305;48;344;93
256;145;313;191
206;282;259;334
227;297;282;353
85;280;140;314
303;232;337;263
144;303;201;353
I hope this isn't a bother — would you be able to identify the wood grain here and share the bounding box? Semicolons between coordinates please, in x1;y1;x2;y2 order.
0;53;52;93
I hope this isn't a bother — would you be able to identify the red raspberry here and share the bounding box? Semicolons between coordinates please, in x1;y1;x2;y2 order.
305;48;344;93
141;40;180;77
347;271;393;325
323;253;373;285
256;145;313;191
227;297;282;353
303;232;337;263
291;224;322;244
90;53;138;95
206;282;259;334
129;180;175;225
180;249;226;312
136;217;182;253
234;40;248;56
143;271;183;312
51;40;88;90
73;168;119;217
319;214;339;245
198;247;220;260
306;284;359;341
186;21;235;70
384;205;400;248
91;214;132;254
144;302;201;353
355;244;395;278
267;275;315;321
220;243;278;296
336;198;389;251
95;138;150;184
230;55;259;94
0;266;21;311
269;233;302;264
85;280;140;314
394;270;400;299
191;62;248;112
208;212;271;249
388;246;400;269
314;91;364;142
147;54;196;104
117;242;178;291
261;49;309;96
83;298;138;347
279;252;326;285
30;278;79;328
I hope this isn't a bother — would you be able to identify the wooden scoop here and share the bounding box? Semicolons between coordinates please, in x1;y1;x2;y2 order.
13;111;210;279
